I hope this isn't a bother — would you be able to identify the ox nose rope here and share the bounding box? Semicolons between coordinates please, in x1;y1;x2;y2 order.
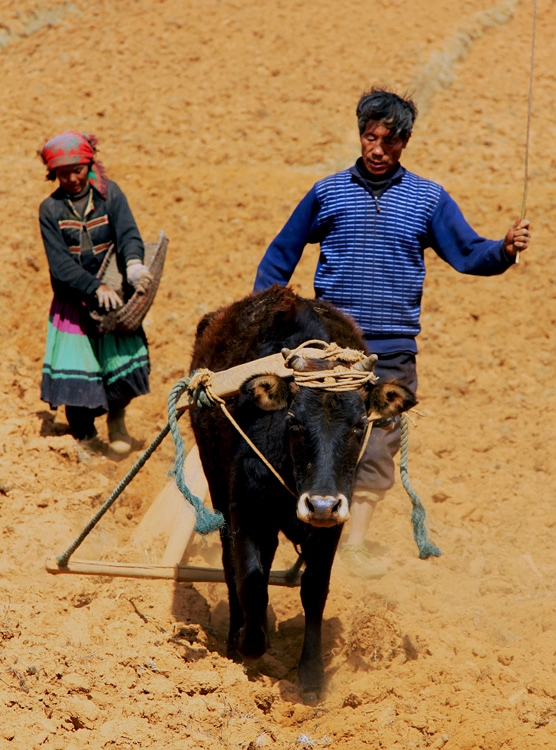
188;368;298;497
187;341;380;496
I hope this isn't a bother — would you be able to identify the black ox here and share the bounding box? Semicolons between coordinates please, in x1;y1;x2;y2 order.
189;285;416;701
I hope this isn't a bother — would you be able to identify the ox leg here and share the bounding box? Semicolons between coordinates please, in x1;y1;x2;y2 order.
219;527;245;662
194;442;244;661
234;529;278;659
298;528;341;701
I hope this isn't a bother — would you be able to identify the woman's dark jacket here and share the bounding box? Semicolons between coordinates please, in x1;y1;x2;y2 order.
39;180;144;304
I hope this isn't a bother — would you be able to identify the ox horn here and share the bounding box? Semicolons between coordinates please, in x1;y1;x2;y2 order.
353;354;378;372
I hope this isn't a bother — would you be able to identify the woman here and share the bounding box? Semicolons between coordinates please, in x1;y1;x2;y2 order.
39;131;153;456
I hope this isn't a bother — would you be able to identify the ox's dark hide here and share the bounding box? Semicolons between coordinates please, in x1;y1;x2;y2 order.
189;285;416;701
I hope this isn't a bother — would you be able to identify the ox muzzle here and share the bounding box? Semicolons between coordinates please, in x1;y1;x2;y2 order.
297;492;350;527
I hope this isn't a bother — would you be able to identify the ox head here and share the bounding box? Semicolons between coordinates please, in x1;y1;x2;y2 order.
240;350;417;528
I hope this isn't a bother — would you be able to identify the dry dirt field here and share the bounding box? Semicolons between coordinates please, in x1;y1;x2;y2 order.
1;0;556;748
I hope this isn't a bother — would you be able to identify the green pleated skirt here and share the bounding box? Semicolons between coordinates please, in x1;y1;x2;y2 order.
41;296;150;412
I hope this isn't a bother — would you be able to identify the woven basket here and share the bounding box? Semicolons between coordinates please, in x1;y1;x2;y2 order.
89;231;168;334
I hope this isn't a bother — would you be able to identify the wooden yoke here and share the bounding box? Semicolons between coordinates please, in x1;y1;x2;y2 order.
175;348;327;412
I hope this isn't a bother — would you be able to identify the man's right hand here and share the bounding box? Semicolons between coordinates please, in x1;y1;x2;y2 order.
503;218;531;258
96;284;123;310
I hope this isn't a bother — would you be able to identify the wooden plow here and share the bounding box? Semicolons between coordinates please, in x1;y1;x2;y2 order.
44;348;330;588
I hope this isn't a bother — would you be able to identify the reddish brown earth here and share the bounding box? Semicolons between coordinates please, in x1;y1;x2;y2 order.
1;1;556;748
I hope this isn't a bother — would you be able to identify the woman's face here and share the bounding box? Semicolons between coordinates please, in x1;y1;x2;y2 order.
57;163;90;194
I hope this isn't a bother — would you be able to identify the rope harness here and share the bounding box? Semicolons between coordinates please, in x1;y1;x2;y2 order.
187;368;297;497
56;340;440;568
283;339;379;390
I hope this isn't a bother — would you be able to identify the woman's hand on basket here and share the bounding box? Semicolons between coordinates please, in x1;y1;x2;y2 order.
126;259;153;293
96;284;123;310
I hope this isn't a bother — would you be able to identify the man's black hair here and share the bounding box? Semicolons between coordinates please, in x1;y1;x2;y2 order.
356;87;418;139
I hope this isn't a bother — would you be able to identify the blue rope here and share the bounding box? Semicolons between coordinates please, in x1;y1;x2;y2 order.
57;420;173;567
399;413;442;560
167;378;224;535
55;377;223;568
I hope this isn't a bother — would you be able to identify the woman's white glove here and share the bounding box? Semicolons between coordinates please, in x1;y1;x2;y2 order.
96;284;123;310
126;259;153;293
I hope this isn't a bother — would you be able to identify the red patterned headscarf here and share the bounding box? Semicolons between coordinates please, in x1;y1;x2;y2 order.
39;131;109;197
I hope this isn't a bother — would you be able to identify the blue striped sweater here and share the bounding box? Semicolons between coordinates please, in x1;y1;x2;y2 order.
254;165;513;353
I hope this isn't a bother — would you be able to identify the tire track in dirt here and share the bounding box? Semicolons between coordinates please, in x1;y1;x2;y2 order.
0;2;79;50
411;0;522;112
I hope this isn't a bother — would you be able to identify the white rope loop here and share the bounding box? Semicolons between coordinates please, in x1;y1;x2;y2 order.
291;370;376;391
282;339;378;392
283;339;369;367
188;368;226;405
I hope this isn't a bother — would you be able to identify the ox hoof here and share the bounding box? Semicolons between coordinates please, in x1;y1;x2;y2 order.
237;626;268;660
298;664;324;704
226;643;242;663
301;689;320;706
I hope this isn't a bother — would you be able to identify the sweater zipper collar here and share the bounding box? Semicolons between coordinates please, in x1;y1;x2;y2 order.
350;161;405;211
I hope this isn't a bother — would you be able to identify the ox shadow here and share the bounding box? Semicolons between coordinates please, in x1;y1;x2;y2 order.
169;581;227;662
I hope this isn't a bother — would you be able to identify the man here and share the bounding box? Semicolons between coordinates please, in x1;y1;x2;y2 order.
253;87;530;578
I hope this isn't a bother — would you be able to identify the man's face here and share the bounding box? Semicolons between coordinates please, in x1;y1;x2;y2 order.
56;163;90;194
360;121;409;176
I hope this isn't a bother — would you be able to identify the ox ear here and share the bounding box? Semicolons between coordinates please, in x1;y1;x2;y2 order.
241;374;290;411
367;380;418;419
